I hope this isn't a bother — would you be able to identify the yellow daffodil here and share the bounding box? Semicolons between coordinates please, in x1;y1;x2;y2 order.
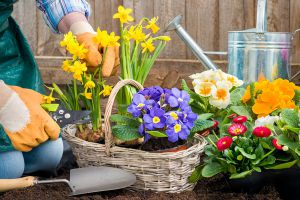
60;32;76;47
146;17;160;34
107;32;120;47
141;38;155;53
62;60;73;72
94;28;109;47
156;36;171;41
113;6;134;24
130;26;147;42
70;61;87;81
84;80;95;89
84;92;92;100
100;85;113;97
43;95;56;104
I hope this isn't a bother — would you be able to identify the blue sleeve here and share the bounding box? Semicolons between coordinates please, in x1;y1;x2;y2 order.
36;0;91;33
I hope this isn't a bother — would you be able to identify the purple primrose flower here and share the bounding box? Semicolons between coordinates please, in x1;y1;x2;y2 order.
166;122;190;142
138;86;164;101
127;94;155;117
143;107;166;130
168;88;190;108
138;124;151;142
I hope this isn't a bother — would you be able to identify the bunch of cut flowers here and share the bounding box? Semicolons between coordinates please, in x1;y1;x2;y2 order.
189;77;300;182
45;30;119;142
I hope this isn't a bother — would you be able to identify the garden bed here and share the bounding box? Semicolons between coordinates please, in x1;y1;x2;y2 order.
0;168;281;200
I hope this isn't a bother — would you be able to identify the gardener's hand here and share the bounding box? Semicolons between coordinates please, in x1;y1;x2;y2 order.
0;82;60;152
76;32;119;77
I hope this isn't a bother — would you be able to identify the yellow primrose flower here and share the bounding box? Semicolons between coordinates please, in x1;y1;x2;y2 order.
94;28;109;47
62;60;73;72
141;38;155;53
113;6;134;24
146;17;160;34
43;95;56;104
194;82;216;97
84;92;92;100
209;81;231;109
100;85;113;97
107;32;120;47
84;80;96;89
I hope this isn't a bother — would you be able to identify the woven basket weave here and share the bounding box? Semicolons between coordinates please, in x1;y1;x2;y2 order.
62;79;207;193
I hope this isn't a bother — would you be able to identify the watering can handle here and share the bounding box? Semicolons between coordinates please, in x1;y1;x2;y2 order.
256;0;268;32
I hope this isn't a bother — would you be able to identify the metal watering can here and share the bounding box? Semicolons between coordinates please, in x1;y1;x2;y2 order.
165;0;300;84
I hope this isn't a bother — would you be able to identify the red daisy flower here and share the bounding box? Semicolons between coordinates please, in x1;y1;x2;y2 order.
272;138;283;150
216;136;233;151
228;113;238;119
228;123;247;136
212;120;219;129
232;116;248;123
253;126;271;138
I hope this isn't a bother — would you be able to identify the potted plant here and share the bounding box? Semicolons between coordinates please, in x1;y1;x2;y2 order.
110;85;214;152
188;77;300;194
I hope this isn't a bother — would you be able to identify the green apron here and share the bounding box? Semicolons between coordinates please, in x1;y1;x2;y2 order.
0;0;45;152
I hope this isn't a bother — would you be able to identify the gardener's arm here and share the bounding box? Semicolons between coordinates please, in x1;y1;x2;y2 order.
36;0;119;76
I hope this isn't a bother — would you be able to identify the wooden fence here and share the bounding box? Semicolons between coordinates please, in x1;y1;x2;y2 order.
12;0;300;86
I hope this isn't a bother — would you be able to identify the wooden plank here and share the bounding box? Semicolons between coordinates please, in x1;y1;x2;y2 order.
219;0;245;52
124;0;154;22
290;0;300;63
267;0;290;32
94;0;122;33
244;0;256;29
12;0;37;54
186;0;219;60
154;0;187;59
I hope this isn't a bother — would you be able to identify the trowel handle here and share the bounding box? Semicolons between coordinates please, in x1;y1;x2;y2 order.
37;178;74;192
0;176;36;192
256;0;268;32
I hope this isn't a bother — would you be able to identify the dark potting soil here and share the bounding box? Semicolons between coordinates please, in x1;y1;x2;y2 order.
1;168;281;200
139;137;185;151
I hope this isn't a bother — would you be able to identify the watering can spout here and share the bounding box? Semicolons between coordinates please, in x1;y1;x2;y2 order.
164;15;219;71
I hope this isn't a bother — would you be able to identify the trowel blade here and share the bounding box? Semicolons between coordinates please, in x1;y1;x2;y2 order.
69;166;136;196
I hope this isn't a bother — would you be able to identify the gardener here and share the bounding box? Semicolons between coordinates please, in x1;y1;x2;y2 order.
0;0;119;179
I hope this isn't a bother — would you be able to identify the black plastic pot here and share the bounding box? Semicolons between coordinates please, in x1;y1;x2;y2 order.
268;168;300;200
226;171;267;193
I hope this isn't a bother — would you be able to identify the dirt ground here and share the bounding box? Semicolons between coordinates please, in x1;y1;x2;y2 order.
1;168;282;200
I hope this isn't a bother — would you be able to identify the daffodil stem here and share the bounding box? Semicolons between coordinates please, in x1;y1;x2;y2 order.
73;79;79;110
212;130;219;140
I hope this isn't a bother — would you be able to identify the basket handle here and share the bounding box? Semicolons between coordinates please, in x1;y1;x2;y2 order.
104;79;144;155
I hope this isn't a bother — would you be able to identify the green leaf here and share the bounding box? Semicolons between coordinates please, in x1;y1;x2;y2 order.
147;131;167;138
250;83;255;104
229;170;254;179
265;160;297;170
294;89;300;106
281;109;299;128
285;126;300;134
202;162;226;178
277;134;300;156
112;125;142;141
258;155;276;166
254;144;264;160
253;166;262;172
230;88;246;105
230;106;252;121
198;113;214;120
41;104;59;112
188;165;204;183
181;79;205;104
110;114;141;127
236;147;256;159
191;119;215;133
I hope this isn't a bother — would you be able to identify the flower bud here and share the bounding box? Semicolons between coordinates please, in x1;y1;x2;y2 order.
237;155;243;161
282;146;289;151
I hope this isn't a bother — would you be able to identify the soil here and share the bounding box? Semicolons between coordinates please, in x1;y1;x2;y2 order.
140;137;186;151
1;168;282;200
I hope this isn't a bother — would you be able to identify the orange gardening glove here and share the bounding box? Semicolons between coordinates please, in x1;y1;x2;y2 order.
76;32;120;77
0;86;60;152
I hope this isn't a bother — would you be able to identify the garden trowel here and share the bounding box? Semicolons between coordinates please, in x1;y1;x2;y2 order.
0;166;137;195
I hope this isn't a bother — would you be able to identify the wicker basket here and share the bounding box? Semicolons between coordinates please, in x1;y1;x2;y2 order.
62;79;207;193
